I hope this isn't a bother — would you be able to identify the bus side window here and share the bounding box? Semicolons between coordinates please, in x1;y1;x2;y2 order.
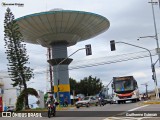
134;81;138;89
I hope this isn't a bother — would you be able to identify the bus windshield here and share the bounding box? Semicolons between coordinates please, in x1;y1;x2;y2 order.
114;80;134;92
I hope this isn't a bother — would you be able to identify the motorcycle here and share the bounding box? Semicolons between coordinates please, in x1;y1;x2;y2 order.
48;103;56;118
98;97;105;106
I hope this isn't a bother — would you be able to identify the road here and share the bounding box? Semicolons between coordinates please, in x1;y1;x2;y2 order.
1;102;160;120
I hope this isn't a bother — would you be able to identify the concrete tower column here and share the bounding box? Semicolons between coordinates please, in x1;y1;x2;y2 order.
48;42;73;105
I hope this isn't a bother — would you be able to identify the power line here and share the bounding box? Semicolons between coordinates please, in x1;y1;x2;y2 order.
33;50;157;74
2;49;157;74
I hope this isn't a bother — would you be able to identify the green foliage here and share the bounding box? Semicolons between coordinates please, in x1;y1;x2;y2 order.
69;78;77;94
44;93;48;103
70;76;103;96
4;8;34;109
16;88;39;111
4;8;34;87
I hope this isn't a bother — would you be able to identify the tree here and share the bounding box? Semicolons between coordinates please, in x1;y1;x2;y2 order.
4;8;34;109
16;88;39;111
79;76;103;96
69;78;77;94
70;76;103;96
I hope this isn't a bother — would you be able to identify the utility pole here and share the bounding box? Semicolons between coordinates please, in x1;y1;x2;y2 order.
148;0;160;65
106;79;113;98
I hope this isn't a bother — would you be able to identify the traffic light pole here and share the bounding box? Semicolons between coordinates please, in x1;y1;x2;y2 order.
110;41;159;99
56;46;92;106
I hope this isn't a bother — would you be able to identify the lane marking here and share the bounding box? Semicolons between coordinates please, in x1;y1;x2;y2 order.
103;105;150;120
127;105;149;111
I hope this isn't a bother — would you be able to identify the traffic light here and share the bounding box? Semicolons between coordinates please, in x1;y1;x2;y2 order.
85;44;92;56
110;40;116;51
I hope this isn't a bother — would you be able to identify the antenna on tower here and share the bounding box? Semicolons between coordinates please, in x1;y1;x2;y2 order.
48;48;53;93
46;49;49;92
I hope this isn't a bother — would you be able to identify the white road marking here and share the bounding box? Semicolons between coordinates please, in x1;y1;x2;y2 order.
103;105;150;120
127;105;149;111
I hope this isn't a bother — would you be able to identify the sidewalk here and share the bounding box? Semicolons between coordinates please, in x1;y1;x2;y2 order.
140;98;160;105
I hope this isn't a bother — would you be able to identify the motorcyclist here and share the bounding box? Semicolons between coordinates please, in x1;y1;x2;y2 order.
98;95;104;106
46;95;56;112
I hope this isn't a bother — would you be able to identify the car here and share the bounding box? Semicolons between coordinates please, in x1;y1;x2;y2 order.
75;96;99;108
104;96;116;104
110;99;116;104
7;105;15;112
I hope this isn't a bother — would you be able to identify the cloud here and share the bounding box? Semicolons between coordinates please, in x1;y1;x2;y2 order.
1;0;160;96
130;72;147;78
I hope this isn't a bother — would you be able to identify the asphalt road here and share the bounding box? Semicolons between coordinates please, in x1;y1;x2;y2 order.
1;102;160;120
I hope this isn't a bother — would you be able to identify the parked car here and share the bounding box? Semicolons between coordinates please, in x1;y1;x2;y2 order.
75;96;99;108
7;105;15;112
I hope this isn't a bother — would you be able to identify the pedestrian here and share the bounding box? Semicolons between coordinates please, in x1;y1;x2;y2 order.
64;97;68;107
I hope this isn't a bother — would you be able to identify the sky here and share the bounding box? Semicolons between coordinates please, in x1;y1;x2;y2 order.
0;0;160;105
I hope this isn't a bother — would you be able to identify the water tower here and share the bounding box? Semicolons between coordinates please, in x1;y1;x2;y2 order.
16;9;110;104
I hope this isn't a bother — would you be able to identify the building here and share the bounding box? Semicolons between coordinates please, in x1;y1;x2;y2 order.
0;71;20;111
37;90;45;108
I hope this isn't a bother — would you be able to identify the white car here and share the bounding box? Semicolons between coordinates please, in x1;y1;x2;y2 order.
7;105;15;112
75;96;98;108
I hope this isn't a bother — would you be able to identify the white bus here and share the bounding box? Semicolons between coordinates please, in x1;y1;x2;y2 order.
112;76;139;104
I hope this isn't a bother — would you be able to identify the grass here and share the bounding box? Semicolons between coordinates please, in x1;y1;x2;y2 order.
21;104;76;112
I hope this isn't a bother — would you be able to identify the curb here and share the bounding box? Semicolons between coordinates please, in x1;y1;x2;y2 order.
140;101;160;105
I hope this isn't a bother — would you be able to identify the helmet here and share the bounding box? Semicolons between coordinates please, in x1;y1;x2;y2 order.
50;95;53;99
48;93;53;99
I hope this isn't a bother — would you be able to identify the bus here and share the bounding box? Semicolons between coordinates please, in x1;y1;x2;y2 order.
112;76;139;104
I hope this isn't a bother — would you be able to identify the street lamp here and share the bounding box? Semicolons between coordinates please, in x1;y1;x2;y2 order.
137;35;156;40
110;40;159;99
56;45;92;106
